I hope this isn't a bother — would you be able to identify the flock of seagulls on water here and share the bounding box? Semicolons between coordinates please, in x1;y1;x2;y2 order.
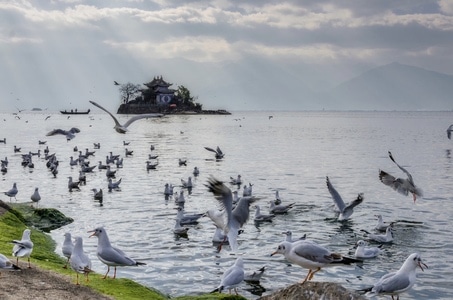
1;112;451;299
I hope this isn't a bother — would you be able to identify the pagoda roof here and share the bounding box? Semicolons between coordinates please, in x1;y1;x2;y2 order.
144;76;173;88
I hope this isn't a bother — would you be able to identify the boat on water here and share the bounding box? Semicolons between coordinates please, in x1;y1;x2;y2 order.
60;109;90;115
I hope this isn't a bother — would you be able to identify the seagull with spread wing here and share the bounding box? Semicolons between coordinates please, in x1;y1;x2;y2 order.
379;151;423;203
89;100;162;134
326;176;363;221
204;146;225;159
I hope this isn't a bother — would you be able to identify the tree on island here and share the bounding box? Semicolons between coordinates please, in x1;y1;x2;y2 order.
120;83;142;104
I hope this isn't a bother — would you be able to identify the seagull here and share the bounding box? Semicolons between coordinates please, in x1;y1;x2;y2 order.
447;124;453;139
193;166;200;177
206;177;256;252
108;178;122;192
176;207;204;225
30;187;41;207
359;253;427;300
173;219;189;236
253;205;275;222
62;232;74;269
46;127;80;141
230;175;242;186
379;151;423;203
114;81;120;85
364;226;394;243
204;146;225;159
92;188;104;201
89;100;162;134
67;177;80;192
375;214;393;232
12;229;33;268
326;176;364;221
70;237;93;285
282;230;307;243
354;240;383;259
0;253;21;273
4;182;18;201
269;200;295;214
88;227;146;279
271;240;361;284
244;266;266;283
274;190;282;205
212;257;244;295
146;161;158;170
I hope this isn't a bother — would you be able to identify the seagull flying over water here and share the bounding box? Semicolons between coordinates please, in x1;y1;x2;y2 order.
379;151;423;203
46;127;80;141
359;253;427;300
326;176;363;221
89;100;162;134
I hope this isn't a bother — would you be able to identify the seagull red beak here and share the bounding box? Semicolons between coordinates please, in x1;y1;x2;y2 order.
87;230;96;238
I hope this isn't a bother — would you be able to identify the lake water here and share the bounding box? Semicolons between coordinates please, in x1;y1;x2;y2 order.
1;110;452;299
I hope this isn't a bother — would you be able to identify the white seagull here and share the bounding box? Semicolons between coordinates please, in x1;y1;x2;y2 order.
70;237;92;285
12;229;33;268
379;151;423;203
375;214;393;232
360;253;427;300
206;177;257;252
253;205;275;222
89;100;162;134
365;226;394;243
354;240;382;259
326;176;364;221
212;257;244;295
62;232;74;269
271;240;361;283
269;200;295;214
88;226;146;279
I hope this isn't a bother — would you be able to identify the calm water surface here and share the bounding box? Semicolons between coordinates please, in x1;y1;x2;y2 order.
1;111;452;299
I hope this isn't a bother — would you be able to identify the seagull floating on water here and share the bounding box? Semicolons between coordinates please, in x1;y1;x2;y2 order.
363;226;394;243
447;124;453;139
212;257;244;295
359;253;427;300
354;240;383;259
326;176;363;221
89;100;162;134
89;227;146;279
379;151;423;203
253;205;275;222
204;146;225;159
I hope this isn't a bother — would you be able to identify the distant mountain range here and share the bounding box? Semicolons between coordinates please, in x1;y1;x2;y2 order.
322;62;453;110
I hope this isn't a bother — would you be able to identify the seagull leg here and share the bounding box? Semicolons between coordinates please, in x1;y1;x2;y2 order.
412;193;416;203
300;270;312;284
63;257;69;268
308;267;321;281
103;266;110;279
76;273;80;285
113;266;117;279
216;235;227;253
28;257;32;268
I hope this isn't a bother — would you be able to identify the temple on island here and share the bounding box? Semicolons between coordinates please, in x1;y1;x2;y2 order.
117;76;230;115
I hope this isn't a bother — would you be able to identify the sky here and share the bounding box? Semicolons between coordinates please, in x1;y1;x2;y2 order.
1;0;453;112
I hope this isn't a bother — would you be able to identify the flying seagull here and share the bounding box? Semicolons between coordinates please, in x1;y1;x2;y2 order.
379;151;423;202
326;176;363;221
89;100;163;134
46;127;80;141
114;81;120;86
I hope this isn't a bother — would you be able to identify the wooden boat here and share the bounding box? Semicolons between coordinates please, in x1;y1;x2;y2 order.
60;109;90;115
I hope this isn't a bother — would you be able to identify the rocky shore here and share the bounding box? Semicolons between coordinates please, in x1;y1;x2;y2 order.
0;200;365;300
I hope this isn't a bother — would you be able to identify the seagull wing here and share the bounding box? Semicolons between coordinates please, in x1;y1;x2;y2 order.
388;151;414;184
123;114;163;128
345;193;364;211
46;129;67;136
326;176;346;212
204;147;217;153
379;170;409;196
89;100;121;128
206;178;233;232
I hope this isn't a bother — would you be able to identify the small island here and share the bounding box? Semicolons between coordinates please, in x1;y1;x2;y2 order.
116;76;230;115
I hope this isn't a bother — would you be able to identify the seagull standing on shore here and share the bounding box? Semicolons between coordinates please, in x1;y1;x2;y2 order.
89;100;162;134
212;257;244;295
62;232;74;269
70;237;92;285
271;240;361;284
12;229;33;268
4;182;18;201
88;227;146;279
